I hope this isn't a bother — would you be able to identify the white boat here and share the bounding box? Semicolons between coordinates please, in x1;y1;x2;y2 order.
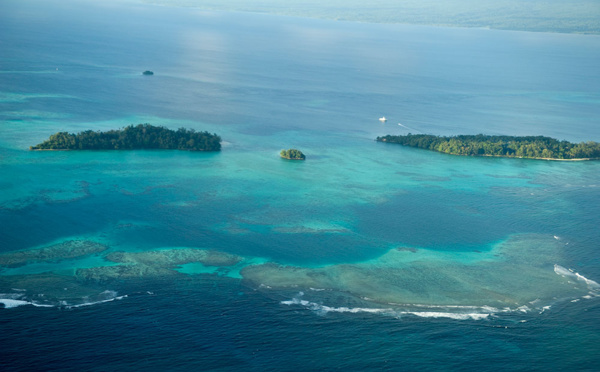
379;117;387;122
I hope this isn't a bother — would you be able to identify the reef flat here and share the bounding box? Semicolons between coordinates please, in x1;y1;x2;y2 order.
0;234;597;315
0;240;109;268
241;234;598;310
0;246;244;306
105;249;242;267
77;248;243;282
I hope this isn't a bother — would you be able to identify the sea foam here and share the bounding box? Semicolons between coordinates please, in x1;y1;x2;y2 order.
402;311;489;320
0;298;54;309
281;297;392;315
281;296;490;320
0;290;126;309
63;295;127;308
61;290;127;309
554;264;600;289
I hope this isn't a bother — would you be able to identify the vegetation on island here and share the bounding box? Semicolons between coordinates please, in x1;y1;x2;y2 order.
377;134;600;160
142;70;154;75
30;124;221;151
280;149;306;160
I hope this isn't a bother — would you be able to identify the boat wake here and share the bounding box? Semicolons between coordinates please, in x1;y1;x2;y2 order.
397;123;422;133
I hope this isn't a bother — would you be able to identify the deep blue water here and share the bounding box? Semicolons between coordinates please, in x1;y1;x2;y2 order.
1;278;599;371
1;0;600;370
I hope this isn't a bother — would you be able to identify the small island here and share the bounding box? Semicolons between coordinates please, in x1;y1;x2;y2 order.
280;149;306;160
142;70;154;75
30;124;221;151
376;134;600;160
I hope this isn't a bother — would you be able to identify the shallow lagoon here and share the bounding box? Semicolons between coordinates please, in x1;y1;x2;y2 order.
1;0;600;312
1;0;600;369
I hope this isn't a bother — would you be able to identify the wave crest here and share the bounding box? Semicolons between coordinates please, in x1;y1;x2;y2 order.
281;294;490;320
0;289;126;309
554;264;600;290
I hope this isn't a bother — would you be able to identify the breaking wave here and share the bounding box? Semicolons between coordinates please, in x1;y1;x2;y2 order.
281;294;491;320
554;264;600;290
0;290;126;309
0;298;54;309
60;290;128;309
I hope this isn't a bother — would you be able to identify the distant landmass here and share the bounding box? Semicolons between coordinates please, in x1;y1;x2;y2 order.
377;134;600;160
280;149;306;160
142;70;154;75
144;0;600;34
31;124;221;151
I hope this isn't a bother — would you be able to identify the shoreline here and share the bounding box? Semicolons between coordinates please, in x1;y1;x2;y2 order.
29;148;71;151
392;147;598;162
376;135;600;162
473;154;597;162
30;148;219;152
280;156;305;160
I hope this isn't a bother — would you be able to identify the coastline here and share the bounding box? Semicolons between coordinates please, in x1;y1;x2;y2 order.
30;148;219;152
280;156;305;160
29;148;71;151
470;154;596;162
376;135;600;161
388;147;598;162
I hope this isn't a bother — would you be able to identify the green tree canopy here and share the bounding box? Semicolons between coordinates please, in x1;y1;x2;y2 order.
377;134;600;160
280;148;305;160
31;124;221;152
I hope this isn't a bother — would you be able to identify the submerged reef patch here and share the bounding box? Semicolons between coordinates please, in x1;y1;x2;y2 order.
0;240;109;268
1;246;243;306
105;248;242;267
77;248;243;282
242;234;598;311
2;235;597;315
76;264;179;282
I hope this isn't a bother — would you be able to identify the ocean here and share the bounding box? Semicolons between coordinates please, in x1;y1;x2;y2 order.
1;0;600;370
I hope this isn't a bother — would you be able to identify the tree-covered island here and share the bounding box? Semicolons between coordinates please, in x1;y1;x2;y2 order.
377;134;600;160
30;124;221;151
280;149;305;160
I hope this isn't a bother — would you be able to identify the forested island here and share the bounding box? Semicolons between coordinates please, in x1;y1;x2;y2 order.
30;124;221;151
280;149;306;160
377;134;600;160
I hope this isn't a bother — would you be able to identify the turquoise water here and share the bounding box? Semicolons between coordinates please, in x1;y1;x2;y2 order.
1;0;600;369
